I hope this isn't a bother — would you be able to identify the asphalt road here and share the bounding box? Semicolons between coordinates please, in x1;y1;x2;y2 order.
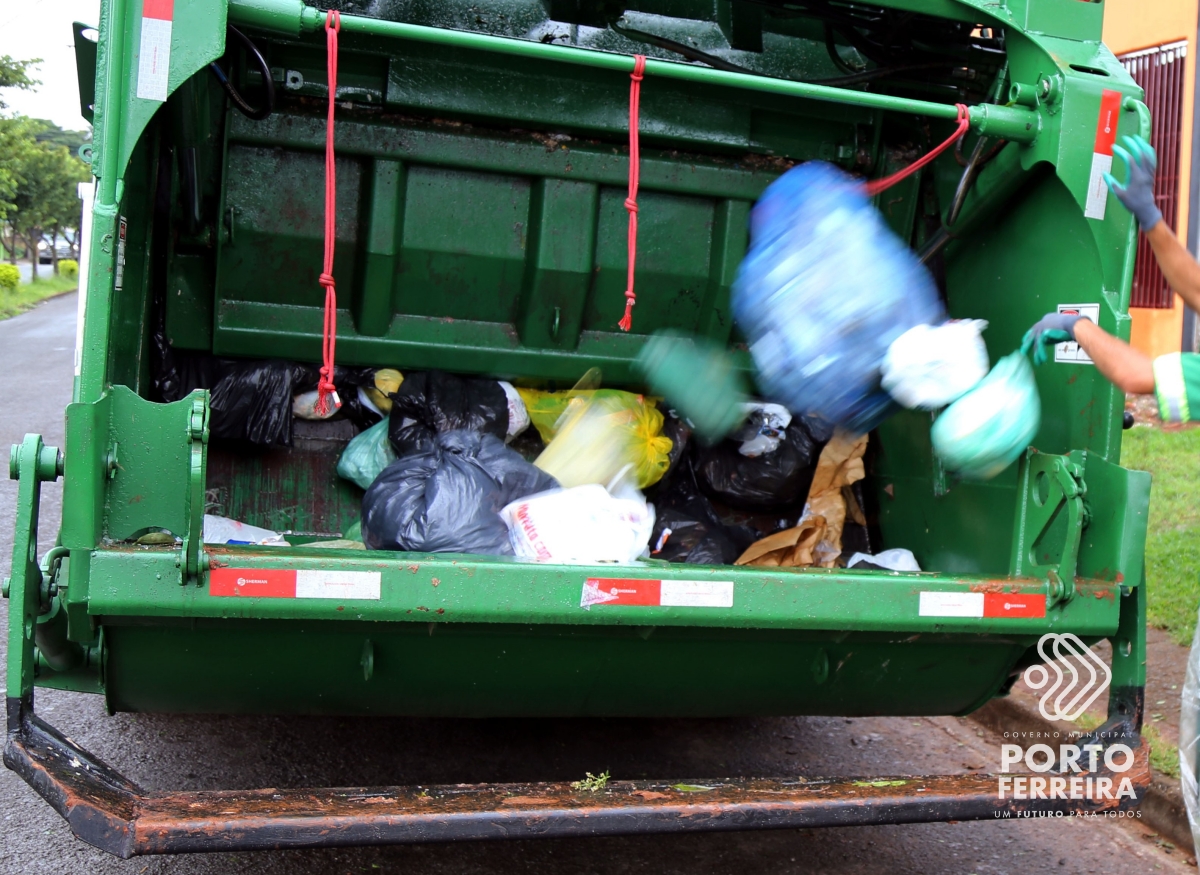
0;294;1190;874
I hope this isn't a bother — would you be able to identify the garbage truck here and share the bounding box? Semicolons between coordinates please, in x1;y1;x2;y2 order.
5;0;1154;857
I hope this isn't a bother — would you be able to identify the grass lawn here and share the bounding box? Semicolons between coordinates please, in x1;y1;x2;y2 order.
1121;425;1200;645
0;273;78;320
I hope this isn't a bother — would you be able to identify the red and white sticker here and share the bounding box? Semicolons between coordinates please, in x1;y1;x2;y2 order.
210;568;381;600
919;591;1046;619
1084;89;1123;220
581;578;734;609
137;0;174;102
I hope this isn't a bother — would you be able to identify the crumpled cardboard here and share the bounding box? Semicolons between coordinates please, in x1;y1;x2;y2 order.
735;429;868;568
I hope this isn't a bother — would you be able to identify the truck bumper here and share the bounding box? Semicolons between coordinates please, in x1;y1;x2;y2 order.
6;694;1149;858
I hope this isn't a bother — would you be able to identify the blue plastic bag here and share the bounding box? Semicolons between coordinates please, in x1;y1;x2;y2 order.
930;350;1041;481
732;162;945;432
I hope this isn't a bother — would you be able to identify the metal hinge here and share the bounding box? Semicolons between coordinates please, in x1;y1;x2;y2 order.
1010;450;1088;605
181;397;210;584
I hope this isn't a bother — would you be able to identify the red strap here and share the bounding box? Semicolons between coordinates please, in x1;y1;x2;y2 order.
865;104;970;197
315;10;342;417
618;55;646;333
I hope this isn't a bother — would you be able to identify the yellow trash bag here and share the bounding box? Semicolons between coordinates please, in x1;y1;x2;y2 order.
531;390;673;490
363;368;404;414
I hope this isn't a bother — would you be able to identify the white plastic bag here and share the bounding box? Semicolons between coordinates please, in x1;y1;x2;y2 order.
846;548;920;572
501;483;655;564
292;389;341;420
1181;609;1200;853
737;402;792;457
498;381;530;441
202;514;288;546
882;319;990;410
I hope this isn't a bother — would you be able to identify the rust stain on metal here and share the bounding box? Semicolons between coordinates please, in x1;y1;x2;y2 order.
431;578;440;587
1074;579;1119;604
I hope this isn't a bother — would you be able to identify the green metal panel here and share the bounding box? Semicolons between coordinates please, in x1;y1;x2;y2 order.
102;621;1026;717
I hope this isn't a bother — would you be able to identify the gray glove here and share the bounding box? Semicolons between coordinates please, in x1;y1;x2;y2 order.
1104;135;1163;230
1022;312;1089;367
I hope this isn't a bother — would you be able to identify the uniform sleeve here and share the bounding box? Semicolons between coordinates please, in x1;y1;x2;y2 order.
1152;352;1200;423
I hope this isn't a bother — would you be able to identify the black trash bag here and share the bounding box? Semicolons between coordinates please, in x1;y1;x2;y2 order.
649;464;756;564
209;359;314;446
645;407;693;501
153;341;225;404
692;417;820;511
649;505;740;565
362;430;558;553
388;371;509;456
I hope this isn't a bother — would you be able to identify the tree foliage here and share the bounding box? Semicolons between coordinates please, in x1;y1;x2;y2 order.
0;56;39;110
0;58;91;275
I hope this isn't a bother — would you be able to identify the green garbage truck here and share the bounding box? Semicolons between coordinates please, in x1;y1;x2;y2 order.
6;0;1155;857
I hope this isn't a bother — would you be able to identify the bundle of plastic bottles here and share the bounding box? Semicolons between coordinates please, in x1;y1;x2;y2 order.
732;161;945;433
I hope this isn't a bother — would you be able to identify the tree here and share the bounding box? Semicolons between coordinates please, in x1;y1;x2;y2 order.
0;56;39;109
30;119;91;155
7;141;89;280
0;58;41;232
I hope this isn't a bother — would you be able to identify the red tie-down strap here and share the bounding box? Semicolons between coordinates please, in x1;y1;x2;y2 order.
865;103;970;197
618;54;647;332
315;10;342;417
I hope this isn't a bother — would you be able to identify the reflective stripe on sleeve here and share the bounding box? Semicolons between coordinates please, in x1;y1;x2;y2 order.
1154;352;1189;424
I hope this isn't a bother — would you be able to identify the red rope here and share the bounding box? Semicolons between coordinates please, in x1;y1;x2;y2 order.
618;54;646;333
864;104;970;197
316;10;342;417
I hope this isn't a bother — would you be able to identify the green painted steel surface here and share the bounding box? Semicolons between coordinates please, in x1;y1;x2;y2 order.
5;0;1152;720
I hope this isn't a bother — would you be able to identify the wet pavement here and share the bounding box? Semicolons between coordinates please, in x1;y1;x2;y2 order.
0;295;1190;874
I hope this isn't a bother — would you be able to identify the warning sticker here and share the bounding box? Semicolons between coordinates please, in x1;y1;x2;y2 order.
136;0;175;102
1053;303;1101;364
919;591;1046;619
210;568;381;600
581;578;734;609
1084;89;1123;220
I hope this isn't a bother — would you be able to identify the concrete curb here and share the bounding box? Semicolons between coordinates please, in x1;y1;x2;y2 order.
971;696;1193;853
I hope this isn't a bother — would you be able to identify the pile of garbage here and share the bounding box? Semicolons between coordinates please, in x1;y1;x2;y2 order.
342;368;887;568
165;339;897;568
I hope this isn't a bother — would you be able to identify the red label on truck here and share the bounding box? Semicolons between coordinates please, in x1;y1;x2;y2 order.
1084;89;1124;220
143;0;175;20
920;591;1046;619
210;568;296;598
1093;88;1122;155
581;578;734;609
209;568;382;600
982;592;1046;619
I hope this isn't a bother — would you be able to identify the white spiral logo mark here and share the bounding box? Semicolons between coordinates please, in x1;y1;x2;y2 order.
1022;633;1113;722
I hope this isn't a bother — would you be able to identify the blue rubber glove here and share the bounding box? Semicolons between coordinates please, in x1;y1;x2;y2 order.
1103;135;1162;230
1022;312;1089;367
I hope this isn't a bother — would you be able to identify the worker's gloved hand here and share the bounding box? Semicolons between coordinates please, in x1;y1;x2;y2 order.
1022;312;1090;367
1104;135;1163;230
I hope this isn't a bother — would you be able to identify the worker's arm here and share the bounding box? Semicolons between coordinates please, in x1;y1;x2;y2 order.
1072;319;1154;394
1144;222;1200;313
1024;313;1153;392
1106;135;1200;310
1024;314;1200;422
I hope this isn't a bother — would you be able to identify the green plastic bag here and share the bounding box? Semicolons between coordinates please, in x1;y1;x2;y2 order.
930;349;1040;481
336;419;396;490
